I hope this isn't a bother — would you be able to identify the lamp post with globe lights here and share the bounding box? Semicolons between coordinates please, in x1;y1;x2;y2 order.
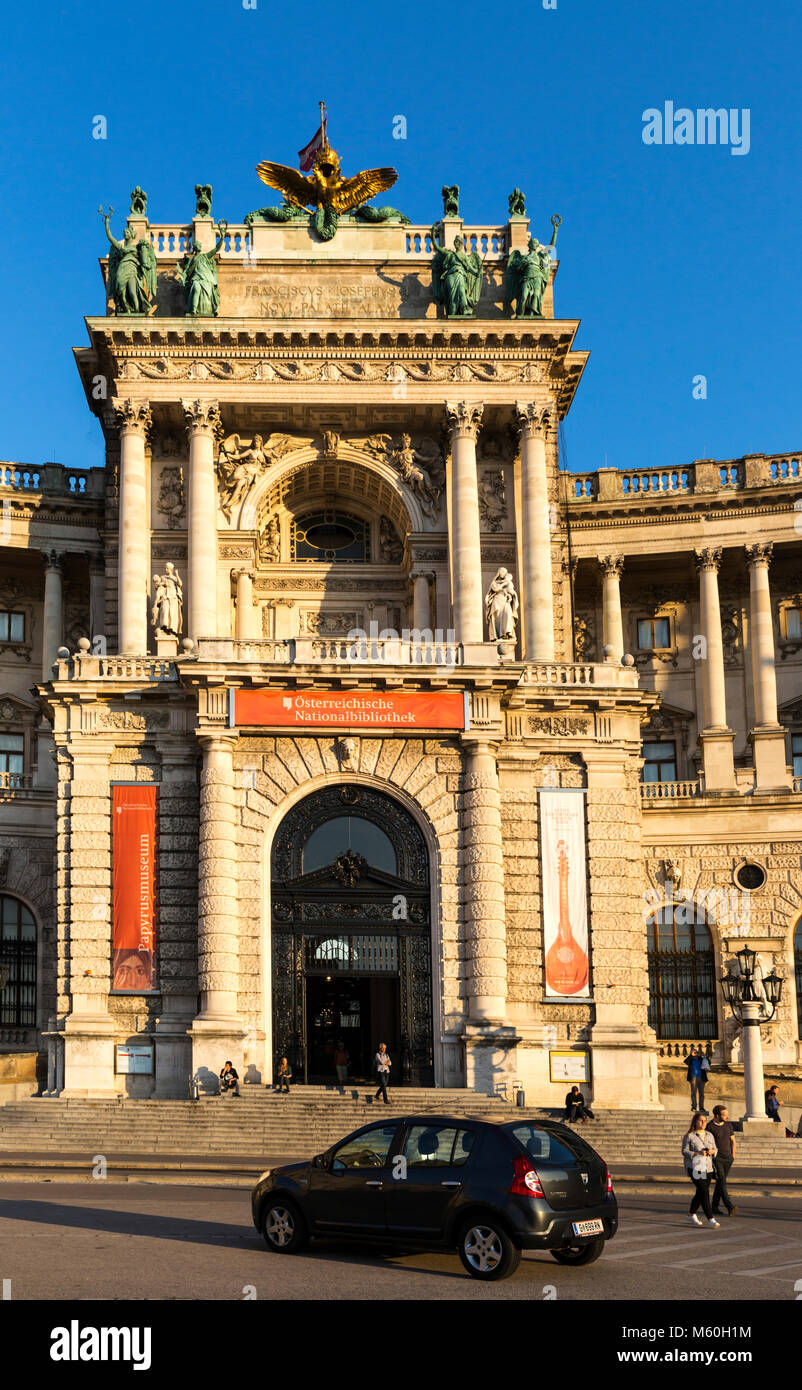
720;945;783;1127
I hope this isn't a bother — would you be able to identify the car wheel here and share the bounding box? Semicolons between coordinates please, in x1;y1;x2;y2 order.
261;1198;309;1254
457;1219;521;1281
550;1237;605;1266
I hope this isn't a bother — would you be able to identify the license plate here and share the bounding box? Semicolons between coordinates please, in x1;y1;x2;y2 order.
571;1219;604;1236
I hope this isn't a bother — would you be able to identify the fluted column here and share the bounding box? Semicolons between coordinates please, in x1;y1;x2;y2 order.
113;399;151;653
516;402;555;660
234;569;255;639
41;551;63;677
461;738;507;1022
410;571;433;632
446;401;484;643
598;554;625;662
196;733;239;1021
183;399;222;642
88;556;106;649
694;548;736;791
745;543;789;790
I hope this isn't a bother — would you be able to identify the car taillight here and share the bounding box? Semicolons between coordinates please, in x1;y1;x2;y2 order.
511;1154;544;1198
606;1170;614;1193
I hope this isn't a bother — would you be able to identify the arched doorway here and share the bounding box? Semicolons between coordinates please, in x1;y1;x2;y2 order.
270;785;434;1086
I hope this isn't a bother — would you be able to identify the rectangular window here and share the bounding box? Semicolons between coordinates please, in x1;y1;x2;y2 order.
785;607;802;640
0;612;24;643
637;617;671;650
642;740;677;783
0;734;24;778
792;734;802;779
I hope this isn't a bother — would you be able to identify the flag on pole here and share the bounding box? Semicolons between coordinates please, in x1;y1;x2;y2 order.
298;126;324;172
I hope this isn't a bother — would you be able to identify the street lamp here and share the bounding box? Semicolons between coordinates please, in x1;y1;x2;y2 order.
719;947;783;1126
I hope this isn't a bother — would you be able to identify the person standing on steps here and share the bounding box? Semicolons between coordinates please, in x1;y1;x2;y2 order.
374;1042;392;1104
333;1039;350;1090
709;1104;738;1218
684;1045;710;1113
682;1111;719;1228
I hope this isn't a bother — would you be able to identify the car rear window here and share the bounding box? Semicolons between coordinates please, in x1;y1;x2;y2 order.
507;1124;587;1167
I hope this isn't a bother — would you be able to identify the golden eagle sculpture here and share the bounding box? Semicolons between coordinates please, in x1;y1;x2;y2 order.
252;136;407;242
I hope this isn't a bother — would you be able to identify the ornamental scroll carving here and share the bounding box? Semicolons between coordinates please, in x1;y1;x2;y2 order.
528;716;590;735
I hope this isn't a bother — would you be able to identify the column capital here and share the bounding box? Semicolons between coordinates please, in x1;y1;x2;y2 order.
694;547;723;574
182;398;223;440
445;400;483;440
196;730;237;755
745;541;773;570
42;549;64;574
232;567;254;582
515;400;554;440
597;553;625;579
111;398;152;438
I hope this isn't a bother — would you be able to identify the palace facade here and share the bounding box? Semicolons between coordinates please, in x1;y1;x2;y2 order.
0;184;800;1104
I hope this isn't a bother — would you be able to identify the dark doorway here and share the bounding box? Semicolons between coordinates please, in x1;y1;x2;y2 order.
305;976;401;1084
271;784;434;1086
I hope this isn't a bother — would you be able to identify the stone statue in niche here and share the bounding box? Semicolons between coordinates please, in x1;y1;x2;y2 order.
151;562;183;636
379;516;404;564
478;469;506;531
485;567;519;641
261;515;281;563
320;430;340;459
158;466;185;529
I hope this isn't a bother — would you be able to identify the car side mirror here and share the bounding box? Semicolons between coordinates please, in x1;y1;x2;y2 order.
313;1153;330;1170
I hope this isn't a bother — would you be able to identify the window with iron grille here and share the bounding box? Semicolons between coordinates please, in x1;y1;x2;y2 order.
647;906;716;1040
291;511;370;563
0;611;24;643
0;895;36;1028
795;923;802;1038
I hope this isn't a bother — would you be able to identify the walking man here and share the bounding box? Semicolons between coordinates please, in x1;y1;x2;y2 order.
374;1042;392;1104
765;1085;782;1123
709;1104;738;1217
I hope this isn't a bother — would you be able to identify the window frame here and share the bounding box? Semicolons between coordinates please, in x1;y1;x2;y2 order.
647;906;717;1041
637;615;672;651
641;739;678;784
0;894;37;1029
794;923;802;1040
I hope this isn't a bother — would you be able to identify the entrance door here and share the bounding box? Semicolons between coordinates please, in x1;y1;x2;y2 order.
271;785;434;1085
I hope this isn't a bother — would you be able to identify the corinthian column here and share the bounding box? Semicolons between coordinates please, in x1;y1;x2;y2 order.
183;399;222;642
446;401;484;643
410;571;433;633
745;543;789;790
41;551;63;678
113;399;151;653
598;554;625;662
694;548;736;790
461;739;507;1022
516;402;555;660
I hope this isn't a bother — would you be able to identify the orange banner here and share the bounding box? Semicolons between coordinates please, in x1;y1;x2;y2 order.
112;784;157;993
233;688;467;730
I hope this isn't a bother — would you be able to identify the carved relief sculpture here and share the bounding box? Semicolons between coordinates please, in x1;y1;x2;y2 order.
478;469;506;531
485;567;519;641
363;433;445;521
157;466;185;529
379;516;404;563
216;434;267;519
261;515;281;562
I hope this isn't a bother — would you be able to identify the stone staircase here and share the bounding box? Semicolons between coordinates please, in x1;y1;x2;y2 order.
0;1088;796;1169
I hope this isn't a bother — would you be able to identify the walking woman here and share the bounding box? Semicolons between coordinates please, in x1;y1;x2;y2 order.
681;1112;720;1228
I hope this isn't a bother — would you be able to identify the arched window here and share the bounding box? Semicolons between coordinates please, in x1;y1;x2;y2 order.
302;816;396;875
0;895;36;1028
291;510;370;563
647;905;716;1040
795;923;802;1038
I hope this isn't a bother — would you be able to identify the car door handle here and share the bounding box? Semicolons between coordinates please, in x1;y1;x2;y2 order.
441;1181;462;1188
365;1181;383;1188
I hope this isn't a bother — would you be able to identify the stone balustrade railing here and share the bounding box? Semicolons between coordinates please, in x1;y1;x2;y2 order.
51;654;178;682
195;636;464;667
568;451;802;504
794;776;802;793
147;225;253;258
640;779;704;800
404;226;508;259
0;463;104;499
519;661;640;689
0;772;33;791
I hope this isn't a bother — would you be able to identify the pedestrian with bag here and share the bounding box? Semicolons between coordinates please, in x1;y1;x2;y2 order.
374;1042;391;1104
681;1111;720;1228
765;1085;782;1123
708;1104;738;1218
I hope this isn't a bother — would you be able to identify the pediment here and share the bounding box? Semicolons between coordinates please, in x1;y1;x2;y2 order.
0;692;38;723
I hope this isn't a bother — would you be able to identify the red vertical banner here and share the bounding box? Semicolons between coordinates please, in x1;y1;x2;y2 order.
112;784;157;992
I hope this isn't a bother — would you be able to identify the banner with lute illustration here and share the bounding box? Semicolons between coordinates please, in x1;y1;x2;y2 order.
539;790;590;999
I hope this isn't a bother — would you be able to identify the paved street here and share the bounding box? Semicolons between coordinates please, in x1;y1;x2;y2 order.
0;1182;800;1301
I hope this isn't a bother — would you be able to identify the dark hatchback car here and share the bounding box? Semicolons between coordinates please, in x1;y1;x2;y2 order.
251;1113;617;1280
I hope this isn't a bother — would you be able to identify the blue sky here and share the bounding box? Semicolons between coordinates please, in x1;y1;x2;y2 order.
2;0;801;474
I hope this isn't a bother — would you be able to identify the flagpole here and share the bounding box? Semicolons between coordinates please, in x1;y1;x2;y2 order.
320;99;327;149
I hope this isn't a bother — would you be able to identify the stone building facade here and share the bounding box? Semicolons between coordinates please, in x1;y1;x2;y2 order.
0;189;800;1104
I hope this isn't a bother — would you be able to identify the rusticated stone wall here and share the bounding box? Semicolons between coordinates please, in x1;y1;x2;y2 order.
586;776;650;1028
